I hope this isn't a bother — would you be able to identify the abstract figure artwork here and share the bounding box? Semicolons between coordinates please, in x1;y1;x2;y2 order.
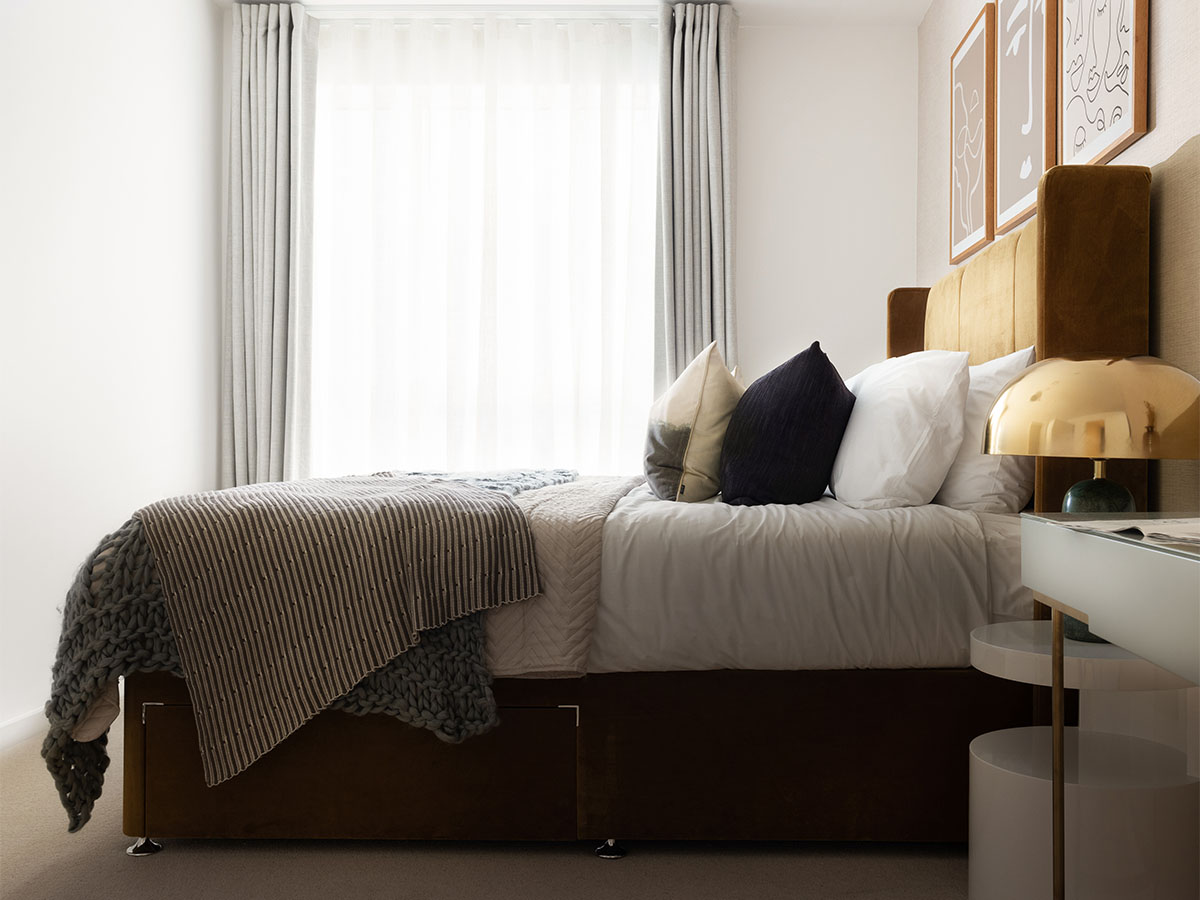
1059;0;1147;165
995;0;1055;233
950;5;995;264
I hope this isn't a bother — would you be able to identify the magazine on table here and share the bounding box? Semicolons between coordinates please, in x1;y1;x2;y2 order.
1058;517;1200;546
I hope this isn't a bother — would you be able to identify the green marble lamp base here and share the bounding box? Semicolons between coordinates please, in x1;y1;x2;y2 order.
1062;478;1136;515
1060;471;1136;643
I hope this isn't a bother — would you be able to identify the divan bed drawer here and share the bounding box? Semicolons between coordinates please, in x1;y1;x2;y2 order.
137;703;578;840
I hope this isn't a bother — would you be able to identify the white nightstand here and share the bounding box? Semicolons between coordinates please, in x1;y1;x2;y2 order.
1020;514;1200;900
968;515;1200;899
1020;515;1200;685
968;620;1198;900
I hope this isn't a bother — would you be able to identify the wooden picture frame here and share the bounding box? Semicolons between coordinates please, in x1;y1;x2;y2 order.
950;5;996;265
995;0;1056;234
1058;0;1148;165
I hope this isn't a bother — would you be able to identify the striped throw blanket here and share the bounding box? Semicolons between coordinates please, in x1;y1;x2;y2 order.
138;475;541;786
44;470;571;832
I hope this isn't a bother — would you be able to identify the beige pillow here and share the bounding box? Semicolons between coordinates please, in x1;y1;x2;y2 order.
644;342;745;501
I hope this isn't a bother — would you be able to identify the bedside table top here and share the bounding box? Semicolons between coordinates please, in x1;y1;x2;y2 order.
1021;513;1200;562
1021;515;1200;686
970;621;1193;691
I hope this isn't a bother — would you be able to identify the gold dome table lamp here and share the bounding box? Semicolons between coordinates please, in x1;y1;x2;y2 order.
983;356;1200;641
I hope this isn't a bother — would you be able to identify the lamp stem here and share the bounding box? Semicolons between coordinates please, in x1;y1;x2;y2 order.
1093;459;1107;480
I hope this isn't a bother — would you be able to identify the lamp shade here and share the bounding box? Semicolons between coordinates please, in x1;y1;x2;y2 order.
983;356;1200;460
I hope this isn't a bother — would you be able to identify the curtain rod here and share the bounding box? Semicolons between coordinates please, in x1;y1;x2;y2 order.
213;2;661;22
215;0;725;8
306;8;659;24
219;2;659;12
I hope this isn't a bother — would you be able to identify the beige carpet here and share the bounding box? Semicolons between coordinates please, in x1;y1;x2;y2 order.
1;722;967;900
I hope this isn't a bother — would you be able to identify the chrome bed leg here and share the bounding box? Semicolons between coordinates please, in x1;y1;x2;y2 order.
594;838;627;859
126;837;164;857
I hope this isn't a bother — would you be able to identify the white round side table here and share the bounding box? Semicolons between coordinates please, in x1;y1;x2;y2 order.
971;620;1194;692
968;622;1199;900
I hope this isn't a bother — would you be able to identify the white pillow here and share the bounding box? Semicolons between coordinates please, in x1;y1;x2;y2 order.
830;349;970;509
934;346;1036;512
643;342;745;502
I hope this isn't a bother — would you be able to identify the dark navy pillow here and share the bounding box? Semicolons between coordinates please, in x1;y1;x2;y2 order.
719;341;855;506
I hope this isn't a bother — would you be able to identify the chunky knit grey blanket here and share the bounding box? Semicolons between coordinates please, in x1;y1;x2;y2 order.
43;469;575;833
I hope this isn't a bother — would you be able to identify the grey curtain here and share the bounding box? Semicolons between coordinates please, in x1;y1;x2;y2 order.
655;1;738;394
222;3;317;487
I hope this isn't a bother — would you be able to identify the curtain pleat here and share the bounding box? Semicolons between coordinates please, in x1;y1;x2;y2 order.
655;1;737;394
222;3;316;486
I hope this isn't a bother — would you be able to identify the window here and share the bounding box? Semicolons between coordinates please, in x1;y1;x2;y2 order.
310;15;659;476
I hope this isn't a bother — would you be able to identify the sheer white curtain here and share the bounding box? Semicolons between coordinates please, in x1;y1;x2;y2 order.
309;15;659;477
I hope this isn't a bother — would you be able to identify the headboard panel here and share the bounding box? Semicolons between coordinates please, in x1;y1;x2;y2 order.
885;288;930;358
887;164;1152;512
923;268;961;353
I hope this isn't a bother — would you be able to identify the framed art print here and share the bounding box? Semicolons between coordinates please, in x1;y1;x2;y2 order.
950;5;995;265
1059;0;1147;165
995;0;1055;233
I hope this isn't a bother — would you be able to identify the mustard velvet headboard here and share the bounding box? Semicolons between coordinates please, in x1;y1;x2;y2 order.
886;164;1152;513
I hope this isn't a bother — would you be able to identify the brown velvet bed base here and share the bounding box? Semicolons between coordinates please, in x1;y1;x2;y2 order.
124;668;1032;842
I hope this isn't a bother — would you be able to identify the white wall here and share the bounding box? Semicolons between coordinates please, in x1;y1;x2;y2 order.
0;0;223;738
736;24;919;382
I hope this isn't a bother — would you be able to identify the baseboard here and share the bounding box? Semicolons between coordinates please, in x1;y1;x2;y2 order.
0;708;44;750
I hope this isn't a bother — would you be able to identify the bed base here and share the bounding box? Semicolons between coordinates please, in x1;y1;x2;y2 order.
115;162;1150;853
124;667;1032;846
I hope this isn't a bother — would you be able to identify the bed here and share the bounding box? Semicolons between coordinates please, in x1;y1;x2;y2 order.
108;162;1155;849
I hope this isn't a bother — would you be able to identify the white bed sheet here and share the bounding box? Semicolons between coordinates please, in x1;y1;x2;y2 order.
587;486;1033;673
976;510;1031;624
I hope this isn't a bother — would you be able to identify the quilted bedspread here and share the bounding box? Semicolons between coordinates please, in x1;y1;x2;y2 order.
486;476;644;677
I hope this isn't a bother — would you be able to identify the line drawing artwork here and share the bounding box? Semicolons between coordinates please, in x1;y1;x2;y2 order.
996;0;1046;226
1062;0;1132;161
953;79;985;238
950;10;990;260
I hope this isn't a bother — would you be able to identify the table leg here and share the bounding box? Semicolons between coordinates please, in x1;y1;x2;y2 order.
1052;607;1064;900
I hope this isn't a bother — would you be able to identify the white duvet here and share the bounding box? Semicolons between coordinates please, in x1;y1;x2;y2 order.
587;485;1033;673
